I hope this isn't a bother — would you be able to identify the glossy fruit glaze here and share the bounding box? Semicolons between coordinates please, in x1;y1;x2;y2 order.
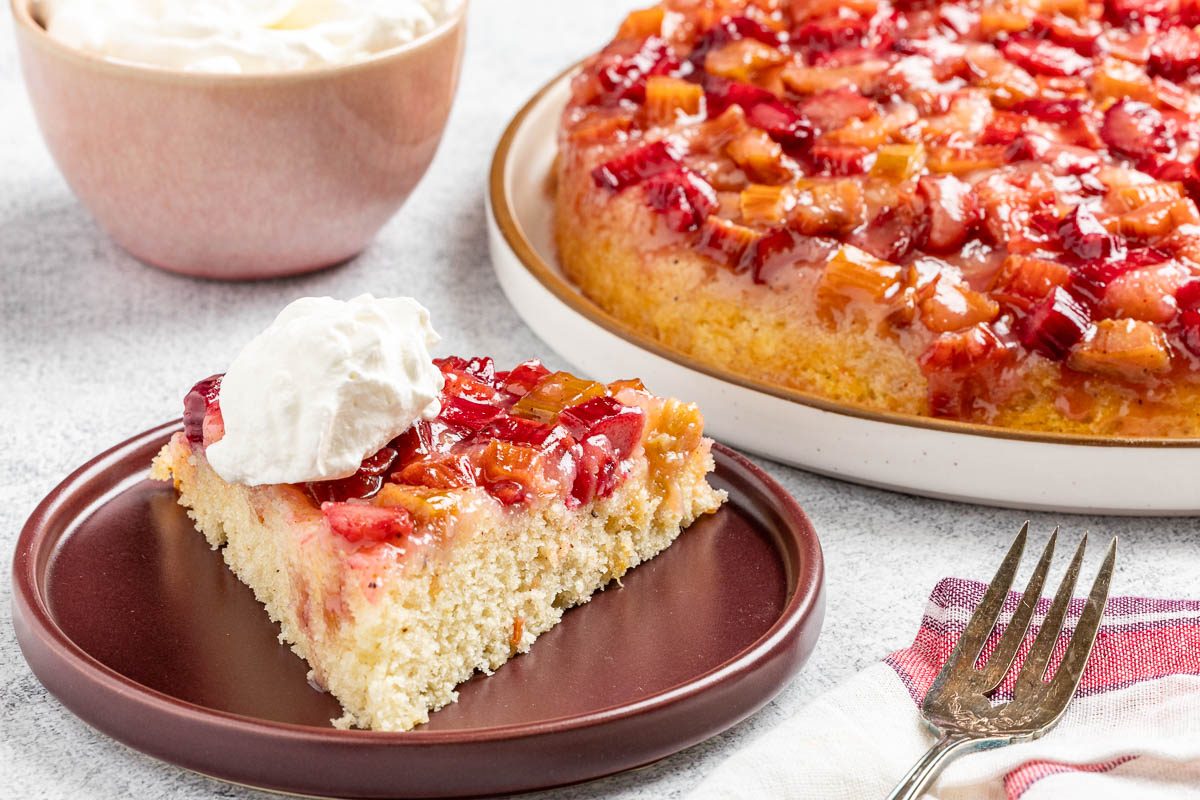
183;358;648;545
566;0;1200;419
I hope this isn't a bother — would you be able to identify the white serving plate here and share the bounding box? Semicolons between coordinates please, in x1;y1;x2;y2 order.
486;69;1200;516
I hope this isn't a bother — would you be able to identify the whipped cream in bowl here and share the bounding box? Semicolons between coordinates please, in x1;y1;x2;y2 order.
205;295;445;486
35;0;459;74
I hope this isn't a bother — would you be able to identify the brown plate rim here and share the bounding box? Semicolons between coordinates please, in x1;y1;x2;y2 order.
488;64;1200;450
12;421;823;751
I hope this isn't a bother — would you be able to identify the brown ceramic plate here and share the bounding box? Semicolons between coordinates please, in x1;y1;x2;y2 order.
13;421;824;799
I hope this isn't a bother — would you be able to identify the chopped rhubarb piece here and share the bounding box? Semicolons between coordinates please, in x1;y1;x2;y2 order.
979;6;1033;36
617;7;664;40
1111;181;1184;212
598;36;681;103
698;216;762;270
818;245;902;311
476;415;555;447
1059;205;1125;261
1001;37;1091;77
307;445;398;505
395;456;477;491
390;419;473;467
794;88;877;133
1100;102;1173;165
1006;134;1101;176
183;374;222;445
1118;199;1185;239
643;169;719;232
322;502;414;544
918;175;980;254
1016;287;1092;359
702;75;777;116
705;39;787;82
511;372;606;424
439;396;502;430
1068;318;1173;380
740;183;792;224
919;323;1013;418
792;178;867;236
558;396;646;461
1029;15;1100;56
1100;261;1192;322
1105;0;1179;26
980;112;1026;146
919;280;1001;333
1148;26;1200;82
870;143;926;182
1093;58;1154;105
726;130;792;183
1009;98;1088;124
698;105;752;148
477;440;543;506
1180;308;1200;356
852;201;928;262
993;255;1073;301
926;145;1006;175
496;359;551;398
688;15;785;72
1071;246;1171;301
645;76;704;123
746;100;814;148
792;14;870;55
808;142;872;175
592;141;682;191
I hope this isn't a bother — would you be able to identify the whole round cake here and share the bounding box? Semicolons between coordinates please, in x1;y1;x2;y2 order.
555;0;1200;436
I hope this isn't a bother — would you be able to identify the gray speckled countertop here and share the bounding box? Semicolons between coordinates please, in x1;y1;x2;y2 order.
3;3;1198;798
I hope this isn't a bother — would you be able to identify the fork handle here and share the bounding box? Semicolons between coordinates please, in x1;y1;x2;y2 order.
884;732;983;800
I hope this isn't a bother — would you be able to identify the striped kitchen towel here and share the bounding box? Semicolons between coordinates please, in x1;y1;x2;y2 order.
688;578;1200;799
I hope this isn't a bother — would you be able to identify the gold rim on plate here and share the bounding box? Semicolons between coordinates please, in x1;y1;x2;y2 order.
489;65;1199;450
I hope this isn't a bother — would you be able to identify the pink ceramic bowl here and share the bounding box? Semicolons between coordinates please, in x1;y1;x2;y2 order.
12;0;467;280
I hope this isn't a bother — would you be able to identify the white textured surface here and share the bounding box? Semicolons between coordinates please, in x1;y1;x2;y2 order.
2;3;1198;798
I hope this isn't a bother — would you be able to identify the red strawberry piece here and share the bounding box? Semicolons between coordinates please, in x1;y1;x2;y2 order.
496;359;551;398
917;175;981;255
1010;98;1089;124
439;396;502;429
1149;26;1200;82
746;100;814;148
1058;205;1125;261
807;142;871;175
1016;286;1092;360
322;502;414;544
702;75;777;116
592;141;683;191
1001;37;1092;77
1006;133;1101;175
643;169;718;232
1179;308;1200;355
750;228;837;285
183;374;223;445
794;88;877;132
1101;101;1173;163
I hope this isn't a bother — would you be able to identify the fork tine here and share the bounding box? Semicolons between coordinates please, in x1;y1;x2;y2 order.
978;527;1058;692
1040;537;1118;711
930;523;1028;691
1014;534;1088;691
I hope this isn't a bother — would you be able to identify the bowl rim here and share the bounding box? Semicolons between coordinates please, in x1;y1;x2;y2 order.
488;64;1200;450
10;0;468;85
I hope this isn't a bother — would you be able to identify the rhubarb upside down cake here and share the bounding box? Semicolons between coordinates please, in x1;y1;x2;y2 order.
153;355;724;731
555;0;1200;436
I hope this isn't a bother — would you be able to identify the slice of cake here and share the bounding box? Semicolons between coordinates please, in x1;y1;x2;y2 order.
151;297;724;731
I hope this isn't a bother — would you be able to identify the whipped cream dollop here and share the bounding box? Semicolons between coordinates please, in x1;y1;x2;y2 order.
37;0;454;74
205;295;444;486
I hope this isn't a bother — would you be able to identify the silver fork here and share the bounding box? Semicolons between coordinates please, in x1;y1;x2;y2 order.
885;523;1117;800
